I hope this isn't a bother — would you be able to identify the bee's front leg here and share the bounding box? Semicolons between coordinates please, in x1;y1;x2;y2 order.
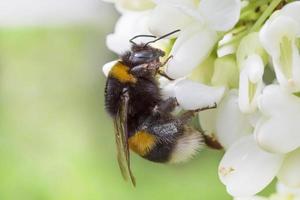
157;55;174;80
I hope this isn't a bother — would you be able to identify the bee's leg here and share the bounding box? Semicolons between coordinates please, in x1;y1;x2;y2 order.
157;70;174;81
202;133;223;150
177;103;222;150
177;103;217;124
130;63;150;77
161;55;173;67
157;55;174;81
153;97;178;115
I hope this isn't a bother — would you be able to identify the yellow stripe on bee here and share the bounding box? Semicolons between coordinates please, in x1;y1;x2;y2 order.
109;62;137;83
128;131;156;156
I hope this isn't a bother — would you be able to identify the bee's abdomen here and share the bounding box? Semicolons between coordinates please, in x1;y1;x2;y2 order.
128;130;175;163
168;126;204;163
144;139;175;163
128;126;204;163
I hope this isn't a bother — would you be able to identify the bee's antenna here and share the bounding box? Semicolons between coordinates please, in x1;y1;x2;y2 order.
129;34;157;45
144;29;180;47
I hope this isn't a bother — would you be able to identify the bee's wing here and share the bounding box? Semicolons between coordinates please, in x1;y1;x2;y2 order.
113;90;136;186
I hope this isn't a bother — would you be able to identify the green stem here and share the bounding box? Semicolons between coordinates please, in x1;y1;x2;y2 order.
241;0;270;13
249;0;284;32
219;0;284;48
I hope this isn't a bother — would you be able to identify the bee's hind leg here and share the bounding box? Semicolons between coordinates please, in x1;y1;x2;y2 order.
177;103;217;124
177;103;223;150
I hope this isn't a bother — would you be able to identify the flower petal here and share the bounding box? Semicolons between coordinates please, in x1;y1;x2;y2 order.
212;55;239;89
280;1;300;25
159;77;185;99
115;0;155;12
215;90;252;149
217;44;236;57
166;24;218;79
189;55;215;85
257;85;300;117
277;148;300;187
148;3;194;37
219;135;284;197
103;60;118;77
106;11;151;54
254;114;300;154
238;54;264;114
234;197;267;200
174;79;225;110
277;181;300;196
199;0;241;31
259;15;300;91
198;109;217;137
236;32;268;70
259;15;300;59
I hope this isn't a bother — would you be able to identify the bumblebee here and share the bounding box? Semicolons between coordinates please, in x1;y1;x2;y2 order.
104;30;216;185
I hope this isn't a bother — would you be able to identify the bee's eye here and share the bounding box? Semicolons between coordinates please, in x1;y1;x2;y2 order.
133;51;154;59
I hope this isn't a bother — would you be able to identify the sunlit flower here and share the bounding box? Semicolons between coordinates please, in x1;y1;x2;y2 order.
238;54;264;113
219;135;284;197
255;85;300;154
148;0;241;79
106;11;153;54
102;0;300;198
234;182;300;200
103;0;155;12
219;85;300;197
199;90;253;149
259;1;300;93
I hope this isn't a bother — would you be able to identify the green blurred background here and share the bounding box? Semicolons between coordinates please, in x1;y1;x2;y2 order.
0;1;231;199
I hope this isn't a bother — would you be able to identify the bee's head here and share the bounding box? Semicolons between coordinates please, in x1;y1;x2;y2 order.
127;29;180;66
129;44;165;66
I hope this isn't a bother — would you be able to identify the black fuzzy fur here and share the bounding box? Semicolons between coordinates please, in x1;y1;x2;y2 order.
104;43;197;163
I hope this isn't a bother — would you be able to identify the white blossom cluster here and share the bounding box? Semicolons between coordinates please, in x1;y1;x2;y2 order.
102;0;300;199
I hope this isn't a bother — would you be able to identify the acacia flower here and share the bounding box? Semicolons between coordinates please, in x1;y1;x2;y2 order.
103;0;155;12
102;0;300;199
148;0;241;79
259;1;300;93
234;182;300;200
219;85;300;197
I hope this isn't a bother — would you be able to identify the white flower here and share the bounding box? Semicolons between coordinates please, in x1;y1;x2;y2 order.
259;1;300;93
238;54;264;113
234;196;268;200
236;32;268;114
277;182;300;197
234;182;300;200
148;0;241;79
103;0;300;198
159;78;226;110
215;90;253;149
277;148;300;188
254;85;300;154
199;90;253;149
219;84;300;197
103;0;155;12
174;79;225;110
106;11;152;54
212;55;239;89
219;135;284;197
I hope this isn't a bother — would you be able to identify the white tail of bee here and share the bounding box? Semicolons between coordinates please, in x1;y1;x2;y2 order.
169;127;204;164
